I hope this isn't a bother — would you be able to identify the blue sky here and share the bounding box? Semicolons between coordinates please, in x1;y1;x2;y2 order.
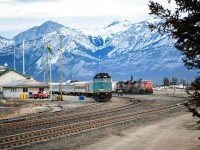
0;0;175;39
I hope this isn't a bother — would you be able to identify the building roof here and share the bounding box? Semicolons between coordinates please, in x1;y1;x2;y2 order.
0;69;27;78
1;78;49;88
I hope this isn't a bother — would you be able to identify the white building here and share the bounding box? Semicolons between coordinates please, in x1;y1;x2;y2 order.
0;69;49;99
1;78;49;99
0;69;27;91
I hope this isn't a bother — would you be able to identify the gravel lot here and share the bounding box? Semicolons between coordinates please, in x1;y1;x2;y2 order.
1;89;200;150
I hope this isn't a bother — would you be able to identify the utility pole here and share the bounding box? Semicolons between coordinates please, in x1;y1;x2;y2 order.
60;36;63;101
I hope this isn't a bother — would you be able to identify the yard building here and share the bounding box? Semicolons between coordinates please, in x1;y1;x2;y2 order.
1;78;49;99
0;69;27;91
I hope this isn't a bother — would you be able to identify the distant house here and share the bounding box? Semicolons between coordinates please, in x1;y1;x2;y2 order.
0;69;27;91
1;78;49;98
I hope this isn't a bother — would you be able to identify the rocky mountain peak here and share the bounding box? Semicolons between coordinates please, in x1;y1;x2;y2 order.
0;20;197;84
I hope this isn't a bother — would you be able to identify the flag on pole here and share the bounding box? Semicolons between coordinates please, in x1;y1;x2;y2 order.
47;45;53;55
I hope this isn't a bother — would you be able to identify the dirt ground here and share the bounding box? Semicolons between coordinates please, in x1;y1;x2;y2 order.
80;113;200;150
78;90;200;150
1;90;199;150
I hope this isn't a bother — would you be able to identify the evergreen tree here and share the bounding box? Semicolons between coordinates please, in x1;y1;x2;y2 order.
148;0;200;125
163;77;170;86
130;75;133;81
171;77;178;85
149;0;200;70
180;78;187;86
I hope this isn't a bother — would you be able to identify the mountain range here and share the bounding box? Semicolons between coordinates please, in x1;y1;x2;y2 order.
0;20;197;85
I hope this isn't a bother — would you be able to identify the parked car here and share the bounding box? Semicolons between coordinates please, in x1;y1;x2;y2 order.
33;91;50;99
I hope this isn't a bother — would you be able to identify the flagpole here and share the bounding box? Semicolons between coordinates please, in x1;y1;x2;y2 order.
22;40;25;75
14;45;16;70
45;49;49;83
47;44;53;101
60;36;63;101
50;56;52;101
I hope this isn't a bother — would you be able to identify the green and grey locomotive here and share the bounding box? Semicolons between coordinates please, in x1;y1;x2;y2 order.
93;73;112;102
50;73;112;102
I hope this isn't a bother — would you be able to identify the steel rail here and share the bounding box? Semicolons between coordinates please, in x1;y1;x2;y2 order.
0;101;105;124
0;99;141;131
0;103;184;149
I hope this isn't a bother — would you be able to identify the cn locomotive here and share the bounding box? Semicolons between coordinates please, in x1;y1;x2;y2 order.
50;73;112;102
115;79;153;94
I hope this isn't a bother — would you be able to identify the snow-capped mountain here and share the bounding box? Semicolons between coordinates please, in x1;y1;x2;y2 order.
0;36;13;49
13;21;64;44
0;20;197;85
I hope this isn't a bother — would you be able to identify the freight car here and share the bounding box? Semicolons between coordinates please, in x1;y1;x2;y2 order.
115;79;153;94
50;73;112;102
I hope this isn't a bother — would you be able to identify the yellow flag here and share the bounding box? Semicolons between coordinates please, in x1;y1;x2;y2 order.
47;45;53;55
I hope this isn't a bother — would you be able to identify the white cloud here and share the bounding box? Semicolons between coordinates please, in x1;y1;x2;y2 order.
0;0;176;38
0;0;150;18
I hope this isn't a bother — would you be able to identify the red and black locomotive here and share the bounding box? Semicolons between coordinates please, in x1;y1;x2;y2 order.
115;79;153;94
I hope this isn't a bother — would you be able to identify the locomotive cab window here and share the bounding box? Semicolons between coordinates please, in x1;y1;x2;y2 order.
94;78;111;82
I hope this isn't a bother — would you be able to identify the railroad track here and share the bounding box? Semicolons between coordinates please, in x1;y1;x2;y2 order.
0;98;117;124
0;103;184;149
0;98;141;132
0;101;105;124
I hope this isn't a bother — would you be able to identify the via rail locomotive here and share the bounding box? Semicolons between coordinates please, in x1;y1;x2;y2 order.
50;73;112;102
93;73;112;102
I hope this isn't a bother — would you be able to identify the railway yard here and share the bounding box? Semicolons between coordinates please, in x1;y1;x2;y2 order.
0;89;199;150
